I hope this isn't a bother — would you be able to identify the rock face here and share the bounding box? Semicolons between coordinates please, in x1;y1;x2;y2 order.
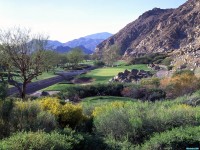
109;69;153;83
96;0;200;67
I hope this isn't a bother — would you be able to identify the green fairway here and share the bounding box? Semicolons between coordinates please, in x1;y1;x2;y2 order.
80;64;150;84
44;64;150;91
81;96;135;104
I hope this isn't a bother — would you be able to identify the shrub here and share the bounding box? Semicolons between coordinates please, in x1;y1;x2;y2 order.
40;97;62;118
140;77;160;88
0;99;13;139
60;103;87;128
40;97;86;128
160;70;200;98
0;82;8;100
128;53;167;65
93;102;142;141
11;100;57;132
59;83;124;101
121;86;165;101
93;101;200;144
161;57;173;66
139;126;200;150
0;128;83;150
104;135;134;150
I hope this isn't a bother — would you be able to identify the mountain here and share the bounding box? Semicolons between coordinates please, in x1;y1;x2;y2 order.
54;45;93;54
96;0;200;68
84;32;113;39
47;40;63;49
63;32;113;51
54;45;71;53
63;38;103;52
74;45;93;54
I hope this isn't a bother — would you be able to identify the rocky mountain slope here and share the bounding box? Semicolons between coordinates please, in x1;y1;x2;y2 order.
96;0;200;68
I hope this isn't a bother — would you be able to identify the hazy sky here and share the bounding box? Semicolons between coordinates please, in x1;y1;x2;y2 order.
0;0;187;42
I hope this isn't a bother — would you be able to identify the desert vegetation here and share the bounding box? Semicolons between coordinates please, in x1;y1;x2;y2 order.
0;27;200;149
1;61;200;149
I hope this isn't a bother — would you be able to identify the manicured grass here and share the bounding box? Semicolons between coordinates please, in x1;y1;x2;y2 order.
80;64;150;84
81;96;135;105
43;83;74;91
44;64;150;91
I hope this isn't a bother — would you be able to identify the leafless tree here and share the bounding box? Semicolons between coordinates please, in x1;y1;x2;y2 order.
0;27;48;99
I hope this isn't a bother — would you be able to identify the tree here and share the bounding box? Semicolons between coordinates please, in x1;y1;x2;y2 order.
103;45;120;67
0;27;48;99
67;48;84;69
42;50;60;72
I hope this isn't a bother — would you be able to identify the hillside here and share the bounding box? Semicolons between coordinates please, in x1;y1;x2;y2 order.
54;45;92;54
63;32;112;51
96;0;200;68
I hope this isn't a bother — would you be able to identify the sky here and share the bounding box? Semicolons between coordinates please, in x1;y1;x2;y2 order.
0;0;187;42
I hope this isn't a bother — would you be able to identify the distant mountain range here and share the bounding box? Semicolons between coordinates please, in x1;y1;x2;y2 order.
47;32;112;54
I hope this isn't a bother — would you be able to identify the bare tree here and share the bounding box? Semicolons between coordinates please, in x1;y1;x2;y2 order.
0;27;48;99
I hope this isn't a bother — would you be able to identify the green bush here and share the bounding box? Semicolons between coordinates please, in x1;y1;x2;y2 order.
39;97;87;129
0;128;83;150
129;53;167;65
11;100;57;132
0;99;13;139
138;126;200;150
93;101;200;144
0;82;8;100
161;57;173;66
59;83;124;101
121;86;165;101
140;77;160;88
104;135;134;150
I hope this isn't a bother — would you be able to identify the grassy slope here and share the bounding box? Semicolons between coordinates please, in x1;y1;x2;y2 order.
44;64;150;91
81;96;135;105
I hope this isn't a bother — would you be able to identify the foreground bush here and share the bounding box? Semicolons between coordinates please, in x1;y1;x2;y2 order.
93;101;200;144
0;99;13;138
0;128;83;150
138;126;200;150
40;97;86;128
11;100;57;132
0;82;8;100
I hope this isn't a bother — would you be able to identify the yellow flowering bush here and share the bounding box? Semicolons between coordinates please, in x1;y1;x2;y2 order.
39;97;86;128
61;103;86;128
11;100;57;132
39;97;62;117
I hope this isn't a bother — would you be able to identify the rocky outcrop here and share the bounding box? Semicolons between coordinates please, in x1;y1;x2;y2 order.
109;69;153;83
96;0;200;68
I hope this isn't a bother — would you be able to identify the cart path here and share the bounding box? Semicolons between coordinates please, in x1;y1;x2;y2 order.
8;69;92;96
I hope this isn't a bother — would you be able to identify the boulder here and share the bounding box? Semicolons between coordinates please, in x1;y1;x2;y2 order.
109;69;153;83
